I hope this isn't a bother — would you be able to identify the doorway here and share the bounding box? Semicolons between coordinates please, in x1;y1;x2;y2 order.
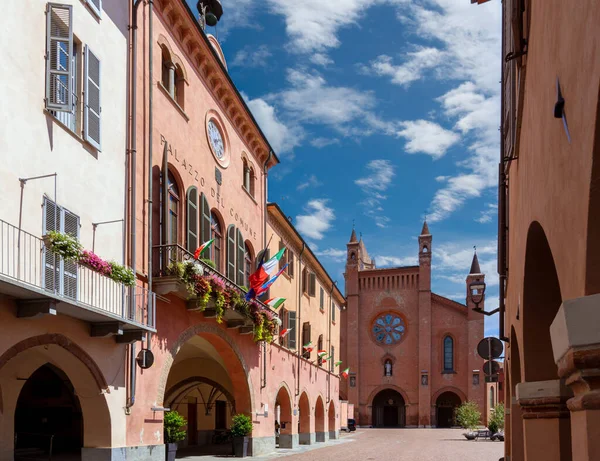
372;389;406;428
435;391;461;428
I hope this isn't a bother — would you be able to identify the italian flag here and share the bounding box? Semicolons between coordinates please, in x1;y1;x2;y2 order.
334;361;343;367
194;239;214;259
265;297;286;309
279;328;291;338
256;264;288;296
303;341;314;352
321;355;332;362
341;367;350;379
249;247;286;290
317;350;328;358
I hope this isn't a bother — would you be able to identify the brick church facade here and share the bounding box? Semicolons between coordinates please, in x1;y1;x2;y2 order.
340;223;486;427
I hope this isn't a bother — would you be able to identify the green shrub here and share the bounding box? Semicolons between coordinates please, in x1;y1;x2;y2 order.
164;411;187;443
455;401;481;431
108;261;136;286
488;403;505;433
230;414;253;437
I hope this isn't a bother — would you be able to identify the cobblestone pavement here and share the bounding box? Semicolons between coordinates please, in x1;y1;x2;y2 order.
176;429;504;461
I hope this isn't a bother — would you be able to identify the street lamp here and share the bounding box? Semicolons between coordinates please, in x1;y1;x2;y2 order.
469;279;486;309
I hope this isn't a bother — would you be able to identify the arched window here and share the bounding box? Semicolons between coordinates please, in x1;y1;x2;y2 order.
161;46;171;91
489;387;495;408
443;336;454;372
244;243;253;288
210;211;222;272
186;186;198;253
167;170;180;245
317;334;324;366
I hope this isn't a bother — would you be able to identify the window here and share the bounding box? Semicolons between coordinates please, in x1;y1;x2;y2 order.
287;251;294;278
302;267;308;294
52;39;78;133
244;243;253;288
167;171;180;245
279;307;288;347
317;334;324;366
330;346;335;372
161;46;171;90
309;272;316;297
160;46;184;108
243;159;250;191
302;322;311;360
288;311;297;349
443;336;454;372
84;0;102;18
319;287;324;311
227;225;236;280
236;229;245;286
278;240;287;272
186;187;198;253
43;197;80;299
46;4;74;113
490;387;495;408
83;45;101;149
249;167;255;197
174;64;185;109
210;212;222;272
200;193;211;249
331;301;336;323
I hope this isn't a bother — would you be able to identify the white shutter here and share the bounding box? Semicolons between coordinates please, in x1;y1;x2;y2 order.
43;197;59;291
84;46;102;150
62;209;80;299
46;3;73;112
85;0;102;17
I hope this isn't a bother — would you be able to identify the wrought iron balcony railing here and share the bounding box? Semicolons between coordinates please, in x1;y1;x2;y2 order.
0;219;155;330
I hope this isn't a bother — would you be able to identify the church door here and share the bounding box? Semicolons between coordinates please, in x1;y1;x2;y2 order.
372;389;406;428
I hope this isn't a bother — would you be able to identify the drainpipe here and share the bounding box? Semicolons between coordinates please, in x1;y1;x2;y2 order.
296;243;305;398
126;0;144;411
327;283;335;404
260;150;272;390
147;0;154;350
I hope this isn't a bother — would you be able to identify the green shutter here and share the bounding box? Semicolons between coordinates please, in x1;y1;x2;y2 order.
236;229;245;286
186;187;198;253
200;193;211;245
227;225;236;280
288;311;296;349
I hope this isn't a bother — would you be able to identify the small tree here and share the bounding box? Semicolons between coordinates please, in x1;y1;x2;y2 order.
164;411;187;443
455;401;481;431
488;403;505;433
231;413;253;437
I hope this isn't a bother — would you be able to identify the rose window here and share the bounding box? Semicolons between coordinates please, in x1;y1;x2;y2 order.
371;312;406;345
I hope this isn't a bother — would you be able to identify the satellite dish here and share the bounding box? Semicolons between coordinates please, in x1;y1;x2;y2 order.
483;360;500;376
477;337;503;360
136;349;155;369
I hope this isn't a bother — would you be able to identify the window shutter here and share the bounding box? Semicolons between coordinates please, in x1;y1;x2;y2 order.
85;0;102;17
84;45;102;150
309;272;316;297
332;301;336;323
227;225;236;280
200;193;211;245
330;346;335;372
288;311;296;349
186;187;198;253
43;197;59;291
288;251;294;277
236;229;245;286
62;209;80;299
46;3;73;112
320;287;324;309
278;241;285;271
302;268;307;293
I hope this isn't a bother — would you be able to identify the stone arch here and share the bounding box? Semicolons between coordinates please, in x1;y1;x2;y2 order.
314;395;325;437
328;400;336;434
366;384;410;407
510;326;524;461
275;382;293;446
434;391;462;428
522;221;562;382
164;376;236;413
371;388;406;428
298;391;311;443
156;323;254;414
0;339;113;452
431;386;467;405
0;334;108;392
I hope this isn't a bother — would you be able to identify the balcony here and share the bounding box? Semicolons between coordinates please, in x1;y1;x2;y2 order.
152;244;275;332
0;219;155;341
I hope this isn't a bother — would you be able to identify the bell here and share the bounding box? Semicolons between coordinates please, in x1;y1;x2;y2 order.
205;12;218;27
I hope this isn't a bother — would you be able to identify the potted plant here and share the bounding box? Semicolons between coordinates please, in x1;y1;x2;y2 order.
164;410;187;461
231;413;253;458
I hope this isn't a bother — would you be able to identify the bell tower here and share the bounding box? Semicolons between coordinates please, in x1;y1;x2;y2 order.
343;226;361;416
466;250;485;409
417;221;433;426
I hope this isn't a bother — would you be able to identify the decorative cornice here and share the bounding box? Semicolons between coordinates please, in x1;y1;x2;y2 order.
557;346;600;411
153;0;278;169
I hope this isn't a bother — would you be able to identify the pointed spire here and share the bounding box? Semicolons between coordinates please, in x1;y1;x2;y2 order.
349;228;357;243
470;247;481;274
421;220;430;235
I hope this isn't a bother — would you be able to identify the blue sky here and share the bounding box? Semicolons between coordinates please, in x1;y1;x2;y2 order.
189;0;501;337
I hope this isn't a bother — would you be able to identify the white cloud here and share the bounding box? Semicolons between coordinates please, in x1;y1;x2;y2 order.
362;47;445;87
231;45;272;68
297;174;323;191
310;137;340;148
433;240;498;288
397;120;460;158
314;248;346;262
295;199;335;240
476;203;498;224
241;92;303;155
310;53;334;67
355;160;395;228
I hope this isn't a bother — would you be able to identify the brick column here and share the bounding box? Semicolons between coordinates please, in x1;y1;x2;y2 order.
551;294;600;461
516;380;573;461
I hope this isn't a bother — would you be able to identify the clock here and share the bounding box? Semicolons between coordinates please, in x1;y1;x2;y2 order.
207;120;225;159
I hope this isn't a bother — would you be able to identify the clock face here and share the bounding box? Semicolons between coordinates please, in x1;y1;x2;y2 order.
208;120;224;159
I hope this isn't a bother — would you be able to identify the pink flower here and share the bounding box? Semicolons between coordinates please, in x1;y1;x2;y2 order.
80;250;112;276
